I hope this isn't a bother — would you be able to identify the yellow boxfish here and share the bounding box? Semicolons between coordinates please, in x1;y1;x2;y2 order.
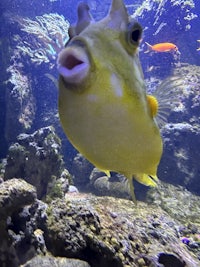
57;0;177;201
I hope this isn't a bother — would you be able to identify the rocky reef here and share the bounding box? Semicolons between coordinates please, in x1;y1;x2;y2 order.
3;126;65;199
157;63;200;195
132;0;200;71
0;177;200;267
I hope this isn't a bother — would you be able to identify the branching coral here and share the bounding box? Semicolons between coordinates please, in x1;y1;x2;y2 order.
5;13;70;132
6;62;36;130
12;13;69;66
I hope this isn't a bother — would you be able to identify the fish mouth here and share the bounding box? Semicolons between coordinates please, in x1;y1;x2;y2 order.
57;46;90;84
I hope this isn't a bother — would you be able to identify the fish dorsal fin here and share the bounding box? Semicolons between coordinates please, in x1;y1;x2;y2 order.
107;0;128;30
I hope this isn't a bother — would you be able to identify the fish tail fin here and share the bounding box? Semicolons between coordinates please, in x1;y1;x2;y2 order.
144;42;152;53
127;178;137;204
124;173;158;203
123;174;137;204
134;173;158;187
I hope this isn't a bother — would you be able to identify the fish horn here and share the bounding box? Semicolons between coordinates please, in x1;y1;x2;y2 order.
75;2;94;35
107;0;128;30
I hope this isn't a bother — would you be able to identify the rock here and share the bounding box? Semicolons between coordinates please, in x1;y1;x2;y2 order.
4;126;64;199
0;179;45;267
68;185;79;193
45;194;199;267
158;122;200;194
93;176;130;199
45;168;77;203
89;168;131;199
0;198;48;267
21;255;91;267
0;178;36;219
71;153;93;188
147;181;200;224
46;194;101;258
0;186;199;267
158;252;186;267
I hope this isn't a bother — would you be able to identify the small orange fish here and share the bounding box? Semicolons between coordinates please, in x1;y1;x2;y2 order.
145;42;178;53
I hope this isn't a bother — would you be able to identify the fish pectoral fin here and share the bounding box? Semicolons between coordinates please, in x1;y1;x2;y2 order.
147;95;158;118
134;173;158;187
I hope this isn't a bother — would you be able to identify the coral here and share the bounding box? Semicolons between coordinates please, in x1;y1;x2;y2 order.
6;63;36;133
5;13;70;141
133;0;197;33
11;13;69;67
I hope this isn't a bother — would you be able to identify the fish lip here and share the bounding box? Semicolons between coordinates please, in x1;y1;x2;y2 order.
57;46;90;84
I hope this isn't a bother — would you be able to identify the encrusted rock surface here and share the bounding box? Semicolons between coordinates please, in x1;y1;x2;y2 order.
4;126;64;199
21;255;91;267
147;181;200;225
0;178;36;219
0;177;200;267
45;193;200;267
0;178;39;267
159;122;200;194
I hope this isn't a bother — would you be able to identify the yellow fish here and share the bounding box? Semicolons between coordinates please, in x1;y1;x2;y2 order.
57;0;173;201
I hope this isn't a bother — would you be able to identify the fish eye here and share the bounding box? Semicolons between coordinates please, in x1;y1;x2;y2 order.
128;22;143;47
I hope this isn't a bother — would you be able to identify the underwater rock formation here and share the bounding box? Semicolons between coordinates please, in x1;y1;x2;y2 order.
147;181;200;225
89;168;130;199
4;126;64;199
46;194;199;267
0;176;200;267
0;178;36;219
0;178;38;267
157;64;200;195
71;153;94;189
21;255;91;267
159;122;200;194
